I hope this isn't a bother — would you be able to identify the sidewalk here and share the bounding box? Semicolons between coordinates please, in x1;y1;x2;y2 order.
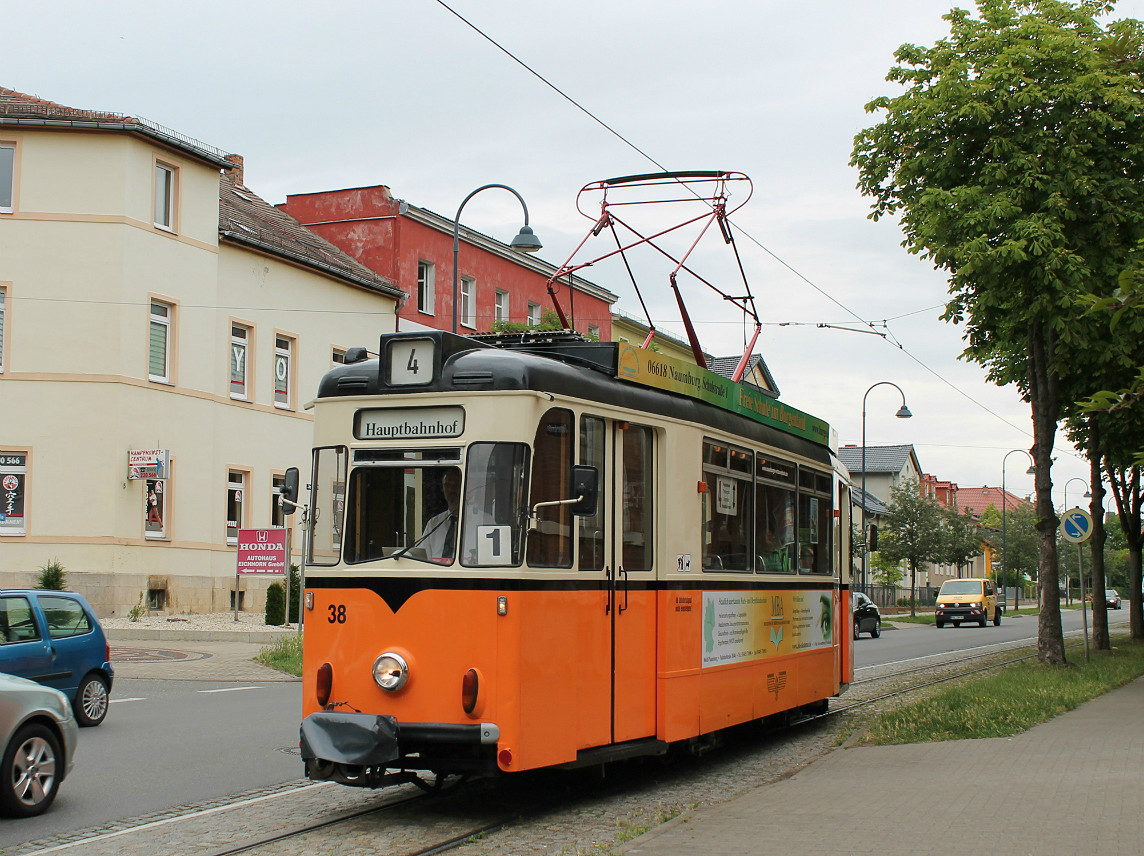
107;618;300;682
623;676;1144;856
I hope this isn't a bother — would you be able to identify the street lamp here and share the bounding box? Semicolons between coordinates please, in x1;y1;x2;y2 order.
1062;477;1091;605
1001;449;1036;611
452;184;543;335
860;381;912;593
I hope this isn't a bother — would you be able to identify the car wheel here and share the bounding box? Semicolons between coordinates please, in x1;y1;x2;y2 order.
75;674;109;727
993;610;1002;626
870;619;881;639
979;616;987;628
853;619;861;641
0;724;62;818
935;619;944;628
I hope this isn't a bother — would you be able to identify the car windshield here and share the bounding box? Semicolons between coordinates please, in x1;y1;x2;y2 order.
940;581;982;595
1106;590;1118;596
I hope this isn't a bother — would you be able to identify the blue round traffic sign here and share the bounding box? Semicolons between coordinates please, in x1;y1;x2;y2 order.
1061;507;1093;543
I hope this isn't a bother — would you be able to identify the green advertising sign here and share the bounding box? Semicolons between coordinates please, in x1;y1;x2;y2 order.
615;344;830;445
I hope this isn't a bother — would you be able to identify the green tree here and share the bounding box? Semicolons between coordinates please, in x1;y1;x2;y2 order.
869;551;906;588
877;481;947;615
980;502;1039;591
489;308;565;335
852;0;1144;663
940;506;983;576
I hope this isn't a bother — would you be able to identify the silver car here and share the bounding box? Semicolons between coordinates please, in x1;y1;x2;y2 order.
0;673;78;818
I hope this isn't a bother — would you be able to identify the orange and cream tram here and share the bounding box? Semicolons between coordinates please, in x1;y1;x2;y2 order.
298;329;854;788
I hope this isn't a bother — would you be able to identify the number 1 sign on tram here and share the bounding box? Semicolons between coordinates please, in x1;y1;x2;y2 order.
1061;507;1093;543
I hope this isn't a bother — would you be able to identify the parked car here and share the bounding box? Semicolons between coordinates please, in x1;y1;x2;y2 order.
852;592;881;639
935;578;1001;628
0;590;113;726
1105;589;1122;610
0;673;78;817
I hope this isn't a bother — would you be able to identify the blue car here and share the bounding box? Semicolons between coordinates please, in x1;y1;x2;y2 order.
0;590;114;727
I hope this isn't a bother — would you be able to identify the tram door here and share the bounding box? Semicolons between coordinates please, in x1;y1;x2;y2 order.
581;416;657;744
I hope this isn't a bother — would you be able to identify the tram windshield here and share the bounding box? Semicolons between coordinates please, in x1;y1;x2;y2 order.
341;443;530;566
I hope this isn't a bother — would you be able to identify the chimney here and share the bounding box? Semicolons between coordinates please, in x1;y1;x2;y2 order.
225;154;244;187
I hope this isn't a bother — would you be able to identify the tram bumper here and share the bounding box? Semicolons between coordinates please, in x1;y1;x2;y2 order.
300;712;501;787
301;712;400;768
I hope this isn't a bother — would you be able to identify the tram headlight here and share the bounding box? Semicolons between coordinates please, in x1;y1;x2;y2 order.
373;652;409;692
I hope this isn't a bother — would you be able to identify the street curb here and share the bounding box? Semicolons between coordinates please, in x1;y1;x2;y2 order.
106;627;298;644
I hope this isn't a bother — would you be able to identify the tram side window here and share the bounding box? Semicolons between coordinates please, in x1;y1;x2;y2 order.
797;469;834;575
578;415;607;572
756;454;797;574
527;408;574;568
701;440;751;572
461;443;529;567
622;425;654;571
309;446;347;566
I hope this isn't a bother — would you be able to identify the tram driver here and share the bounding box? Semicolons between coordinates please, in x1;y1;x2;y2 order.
424;468;461;562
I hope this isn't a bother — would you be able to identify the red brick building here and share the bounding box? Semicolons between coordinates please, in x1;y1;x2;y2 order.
921;473;959;508
278;185;617;338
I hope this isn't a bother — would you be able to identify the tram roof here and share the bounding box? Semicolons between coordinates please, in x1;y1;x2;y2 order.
318;332;832;466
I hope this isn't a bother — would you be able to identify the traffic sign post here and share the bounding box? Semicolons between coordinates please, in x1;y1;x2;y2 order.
1061;507;1092;662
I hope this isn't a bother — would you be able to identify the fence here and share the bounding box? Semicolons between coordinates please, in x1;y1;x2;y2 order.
858;583;937;609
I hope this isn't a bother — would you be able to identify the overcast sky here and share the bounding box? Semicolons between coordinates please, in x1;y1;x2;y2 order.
10;0;1142;508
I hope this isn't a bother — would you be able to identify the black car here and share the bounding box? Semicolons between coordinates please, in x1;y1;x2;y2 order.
852;592;881;639
1105;589;1122;610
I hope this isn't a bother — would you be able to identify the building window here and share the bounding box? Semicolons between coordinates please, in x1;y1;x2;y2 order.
494;290;509;323
527;302;541;326
460;276;476;328
274;336;293;409
0;451;28;537
144;477;167;540
0;143;13;213
0;286;6;373
154;162;176;230
588;324;600;340
227;470;246;545
230;323;250;400
417;261;435;314
272;474;286;528
149;300;172;383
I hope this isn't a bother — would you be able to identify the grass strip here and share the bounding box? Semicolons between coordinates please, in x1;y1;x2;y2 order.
256;632;303;676
862;636;1144;745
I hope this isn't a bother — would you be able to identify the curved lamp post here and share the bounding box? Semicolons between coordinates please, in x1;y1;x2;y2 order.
452;184;542;334
1001;449;1036;610
1062;477;1091;605
860;382;912;593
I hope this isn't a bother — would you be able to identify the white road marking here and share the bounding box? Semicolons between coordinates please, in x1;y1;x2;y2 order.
109;697;147;704
197;686;262;693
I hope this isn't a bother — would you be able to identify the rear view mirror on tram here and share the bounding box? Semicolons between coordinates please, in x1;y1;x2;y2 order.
281;466;300;515
570;465;599;517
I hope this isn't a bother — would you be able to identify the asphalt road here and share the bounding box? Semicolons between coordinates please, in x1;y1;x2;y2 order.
0;678;303;851
854;604;1133;669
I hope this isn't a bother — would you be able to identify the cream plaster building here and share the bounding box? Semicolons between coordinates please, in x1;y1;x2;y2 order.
0;88;403;616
